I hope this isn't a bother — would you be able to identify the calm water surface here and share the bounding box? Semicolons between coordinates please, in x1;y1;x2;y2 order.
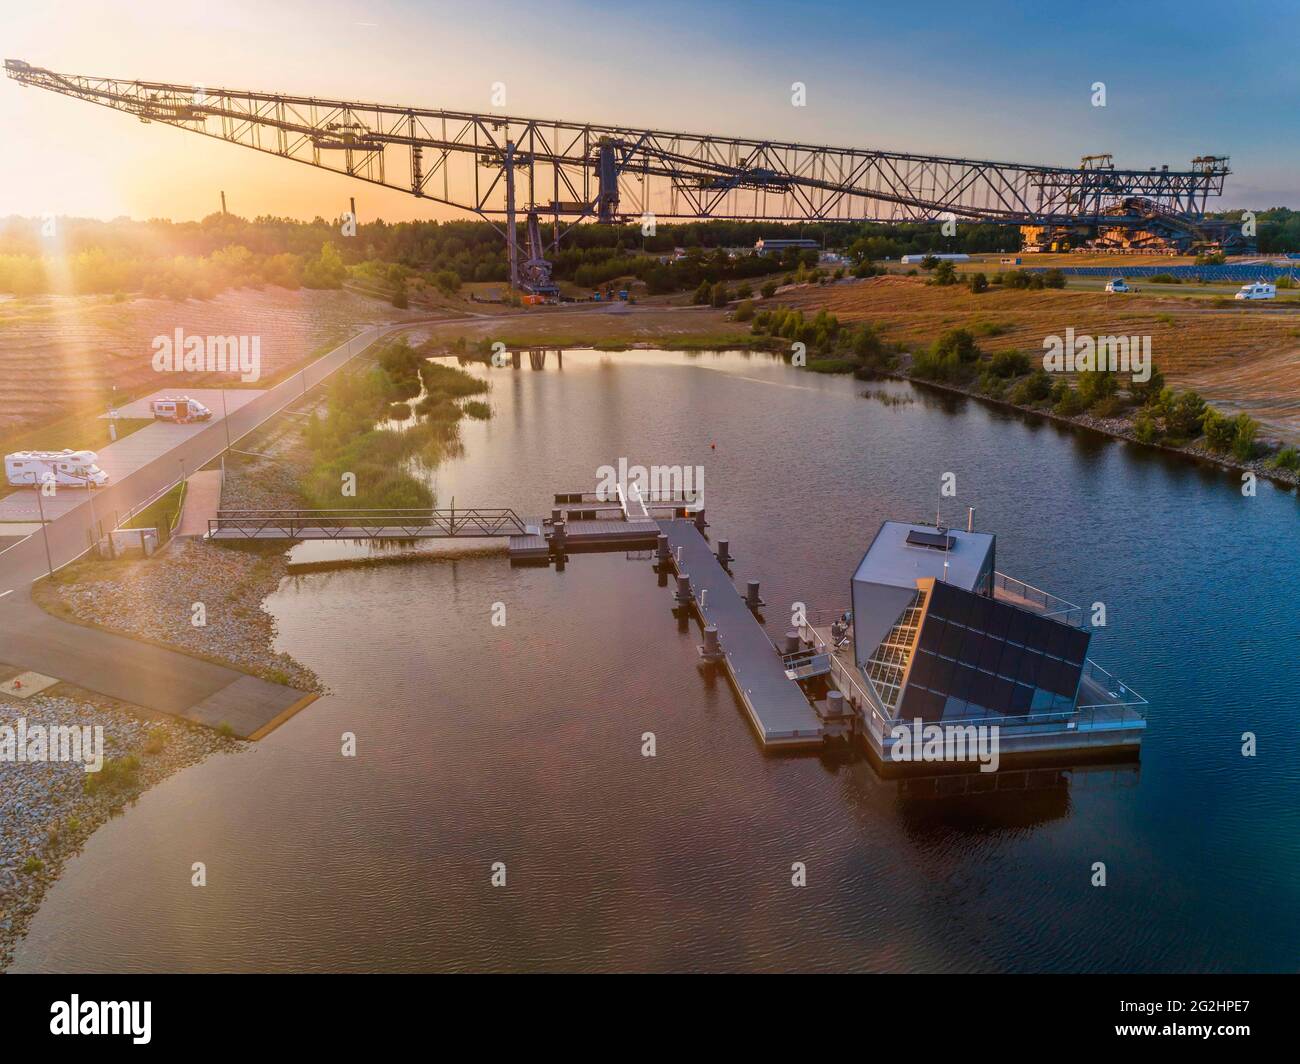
12;349;1300;972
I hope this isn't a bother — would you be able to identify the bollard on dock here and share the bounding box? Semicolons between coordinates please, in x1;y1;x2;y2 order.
656;533;670;563
782;630;801;656
698;624;724;662
745;580;765;610
675;574;693;604
693;507;708;531
716;539;730;566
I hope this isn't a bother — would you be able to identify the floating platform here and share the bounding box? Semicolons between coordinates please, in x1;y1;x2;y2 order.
508;517;661;560
659;519;824;749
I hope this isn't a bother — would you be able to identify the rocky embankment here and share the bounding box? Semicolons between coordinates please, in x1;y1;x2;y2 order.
0;692;242;970
36;402;324;693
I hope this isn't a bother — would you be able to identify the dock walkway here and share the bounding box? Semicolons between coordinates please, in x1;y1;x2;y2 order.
659;519;823;748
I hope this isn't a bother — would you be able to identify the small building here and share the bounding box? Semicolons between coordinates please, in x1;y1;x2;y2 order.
755;238;820;255
900;253;971;264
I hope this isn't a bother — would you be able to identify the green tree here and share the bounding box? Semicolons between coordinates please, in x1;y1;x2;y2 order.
1231;413;1259;461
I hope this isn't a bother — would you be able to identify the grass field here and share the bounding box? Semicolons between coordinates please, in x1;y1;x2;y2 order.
776;275;1300;441
123;481;186;533
0;413;154;455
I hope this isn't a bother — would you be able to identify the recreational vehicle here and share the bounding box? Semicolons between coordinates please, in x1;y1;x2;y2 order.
151;396;213;422
1104;278;1130;293
1234;281;1276;301
5;450;109;487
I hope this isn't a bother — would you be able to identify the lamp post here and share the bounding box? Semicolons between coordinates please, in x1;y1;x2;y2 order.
222;386;231;452
34;478;54;579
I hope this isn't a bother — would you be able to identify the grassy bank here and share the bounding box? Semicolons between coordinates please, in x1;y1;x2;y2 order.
301;337;489;509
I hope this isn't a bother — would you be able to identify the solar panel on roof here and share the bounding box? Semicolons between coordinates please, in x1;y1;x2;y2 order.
939;622;963;658
991;676;1016;714
1064;627;1091;665
997;642;1022;681
919;618;944;652
1046;622;1068;659
906;529;956;551
1024;616;1052;653
1007;608;1031;646
1017;650;1041;686
951;664;976;701
1055;660;1084;698
959;628;984;665
928;653;955;692
979;636;1004;673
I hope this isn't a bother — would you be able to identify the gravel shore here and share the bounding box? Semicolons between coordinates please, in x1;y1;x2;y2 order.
0;691;243;970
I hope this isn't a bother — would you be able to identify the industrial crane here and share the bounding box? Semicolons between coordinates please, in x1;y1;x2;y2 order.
4;59;1238;289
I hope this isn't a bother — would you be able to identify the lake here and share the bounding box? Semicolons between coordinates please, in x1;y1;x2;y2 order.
11;349;1299;972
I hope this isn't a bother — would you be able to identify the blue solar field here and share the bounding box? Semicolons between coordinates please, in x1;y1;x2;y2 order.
1025;263;1299;283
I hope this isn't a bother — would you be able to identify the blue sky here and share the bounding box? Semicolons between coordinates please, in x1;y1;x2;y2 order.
4;0;1296;219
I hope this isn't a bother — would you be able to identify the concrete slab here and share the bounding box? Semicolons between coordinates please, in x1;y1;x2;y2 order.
99;388;264;420
184;674;318;739
0;671;60;699
0;388;263;523
174;470;223;538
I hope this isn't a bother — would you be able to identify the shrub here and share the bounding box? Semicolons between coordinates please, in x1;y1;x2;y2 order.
760;280;778;299
462;400;492;420
1134;411;1160;444
989;349;1030;378
692;280;712;305
969;272;989;293
1052;383;1085;416
1231;413;1259;461
1042;269;1066;289
1203;407;1236;453
1271;446;1300;471
934;328;980;364
22;856;44;874
930;261;958;286
734;299;755;322
1089;394;1124;418
432;269;461;295
1009;369;1052;404
1163;390;1207;440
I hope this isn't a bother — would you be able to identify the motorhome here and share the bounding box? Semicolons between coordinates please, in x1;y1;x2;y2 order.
151;396;213;422
1104;278;1130;293
1234;281;1276;301
5;450;109;487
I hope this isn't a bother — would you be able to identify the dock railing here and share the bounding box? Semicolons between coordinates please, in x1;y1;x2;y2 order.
798;608;1147;742
993;572;1086;628
208;507;527;539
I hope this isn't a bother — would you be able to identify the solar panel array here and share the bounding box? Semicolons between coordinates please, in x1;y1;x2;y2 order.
1027;264;1296;283
898;580;1090;723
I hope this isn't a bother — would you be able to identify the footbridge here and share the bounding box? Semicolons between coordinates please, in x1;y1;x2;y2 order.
207;507;530;541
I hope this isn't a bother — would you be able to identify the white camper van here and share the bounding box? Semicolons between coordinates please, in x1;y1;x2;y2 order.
151;396;213;423
1234;281;1276;301
1104;278;1130;293
5;450;109;488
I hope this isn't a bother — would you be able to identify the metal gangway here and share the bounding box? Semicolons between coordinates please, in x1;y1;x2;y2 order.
207;507;529;541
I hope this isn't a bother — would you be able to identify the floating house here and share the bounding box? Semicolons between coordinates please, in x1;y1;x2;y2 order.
802;520;1146;763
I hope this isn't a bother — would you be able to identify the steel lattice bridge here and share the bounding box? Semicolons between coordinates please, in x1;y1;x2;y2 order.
6;58;1234;284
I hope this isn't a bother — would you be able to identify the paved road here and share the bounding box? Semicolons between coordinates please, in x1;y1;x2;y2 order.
0;319;415;734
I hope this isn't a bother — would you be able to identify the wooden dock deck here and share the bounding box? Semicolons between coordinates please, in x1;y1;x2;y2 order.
659;519;823;749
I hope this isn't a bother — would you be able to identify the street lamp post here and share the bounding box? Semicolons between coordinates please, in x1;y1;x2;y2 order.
34;479;54;579
222;386;232;452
